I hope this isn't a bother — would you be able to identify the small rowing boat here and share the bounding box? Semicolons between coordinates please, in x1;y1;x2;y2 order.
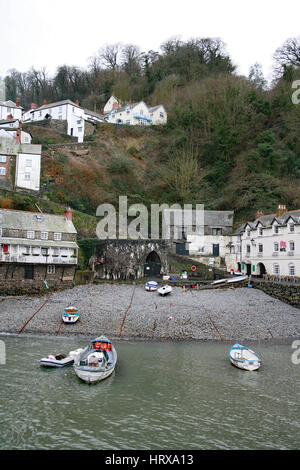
62;305;79;324
40;348;83;367
157;285;172;296
229;344;261;371
73;336;117;384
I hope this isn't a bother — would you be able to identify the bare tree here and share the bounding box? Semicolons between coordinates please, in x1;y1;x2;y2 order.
273;37;300;78
99;43;122;70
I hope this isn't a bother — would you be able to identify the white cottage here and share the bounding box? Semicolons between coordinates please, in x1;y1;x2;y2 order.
22;100;86;143
104;96;167;126
225;205;300;278
0;99;22;121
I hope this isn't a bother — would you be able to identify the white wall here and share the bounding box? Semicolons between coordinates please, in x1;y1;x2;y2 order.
15;152;41;191
0;103;22;120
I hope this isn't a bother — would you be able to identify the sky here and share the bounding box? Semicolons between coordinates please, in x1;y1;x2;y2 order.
0;0;299;84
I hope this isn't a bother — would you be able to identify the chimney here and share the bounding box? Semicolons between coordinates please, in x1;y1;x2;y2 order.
276;204;287;218
64;206;73;221
31;103;37;109
255;210;264;219
43;99;47;105
75;99;79;106
113;102;119;109
7;114;13;120
16;128;21;145
16;97;21;107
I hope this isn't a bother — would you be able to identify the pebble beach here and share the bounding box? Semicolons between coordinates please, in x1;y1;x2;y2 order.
0;284;299;342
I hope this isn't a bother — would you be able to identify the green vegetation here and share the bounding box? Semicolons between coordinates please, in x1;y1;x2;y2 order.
2;36;300;227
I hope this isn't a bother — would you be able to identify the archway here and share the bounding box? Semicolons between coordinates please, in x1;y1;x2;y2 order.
144;251;161;277
256;262;266;278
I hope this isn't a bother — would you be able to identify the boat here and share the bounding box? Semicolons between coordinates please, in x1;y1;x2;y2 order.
73;336;117;384
40;348;83;367
228;344;261;371
227;275;248;284
145;281;159;291
157;285;172;296
62;305;79;324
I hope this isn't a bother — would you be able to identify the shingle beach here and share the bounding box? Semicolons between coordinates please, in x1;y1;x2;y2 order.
0;284;299;341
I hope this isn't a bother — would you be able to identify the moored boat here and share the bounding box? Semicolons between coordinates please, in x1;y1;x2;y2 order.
40;348;83;367
157;285;172;296
229;344;261;371
73;336;117;384
62;305;79;324
145;281;159;291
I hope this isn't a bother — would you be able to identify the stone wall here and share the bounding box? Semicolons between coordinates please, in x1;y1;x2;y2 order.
25;119;69;134
92;239;171;280
252;279;300;308
0;263;75;295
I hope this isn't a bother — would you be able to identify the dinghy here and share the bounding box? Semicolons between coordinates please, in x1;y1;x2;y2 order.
227;275;248;284
40;348;83;367
62;305;79;324
157;285;172;296
73;336;117;384
145;281;159;291
229;344;261;371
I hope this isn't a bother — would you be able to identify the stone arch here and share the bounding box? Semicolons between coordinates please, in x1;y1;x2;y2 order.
144;251;161;277
256;262;266;278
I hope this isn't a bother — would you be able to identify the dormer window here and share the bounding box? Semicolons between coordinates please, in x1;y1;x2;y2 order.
27;231;34;239
273;224;279;234
54;232;62;241
288;222;295;233
246;229;251;237
258;227;263;236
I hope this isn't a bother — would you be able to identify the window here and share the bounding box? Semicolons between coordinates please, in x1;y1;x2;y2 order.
24;246;31;255
41;247;49;256
212;228;222;235
47;265;56;274
230;245;235;254
274;242;279;252
246;245;251;254
0;156;7;163
289;263;295;276
160;112;164;118
289;241;295;252
77;120;82;124
273;263;280;275
54;232;62;241
258;244;263;253
26;159;32;167
0;228;2;237
246;229;251;237
53;247;60;257
288;223;295;233
25;173;31;181
258;227;263;236
273;224;279;234
40;232;48;240
77;127;82;133
27;231;34;239
0;167;6;176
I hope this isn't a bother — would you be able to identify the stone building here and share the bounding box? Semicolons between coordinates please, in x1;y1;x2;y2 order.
91;239;171;280
0;207;78;294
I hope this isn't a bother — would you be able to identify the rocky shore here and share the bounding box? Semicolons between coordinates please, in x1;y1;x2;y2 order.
0;284;299;341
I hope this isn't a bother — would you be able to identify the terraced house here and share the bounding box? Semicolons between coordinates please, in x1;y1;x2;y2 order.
225;205;300;279
0;207;78;293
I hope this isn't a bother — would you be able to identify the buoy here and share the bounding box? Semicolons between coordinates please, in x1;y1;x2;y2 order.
191;265;196;272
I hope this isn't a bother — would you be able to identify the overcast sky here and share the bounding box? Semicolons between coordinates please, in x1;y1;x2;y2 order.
0;0;299;83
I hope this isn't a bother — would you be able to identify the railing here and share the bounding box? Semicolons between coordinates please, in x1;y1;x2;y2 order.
0;254;77;264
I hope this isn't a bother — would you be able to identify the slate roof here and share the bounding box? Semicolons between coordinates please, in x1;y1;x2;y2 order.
0;209;77;234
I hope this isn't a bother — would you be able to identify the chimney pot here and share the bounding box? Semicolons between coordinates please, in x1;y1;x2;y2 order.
16;128;21;145
16;97;21;107
64;206;73;221
276;204;287;218
31;103;37;109
75;100;79;106
43;99;47;105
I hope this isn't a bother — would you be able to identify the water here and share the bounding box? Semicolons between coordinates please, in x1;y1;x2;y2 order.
0;335;299;450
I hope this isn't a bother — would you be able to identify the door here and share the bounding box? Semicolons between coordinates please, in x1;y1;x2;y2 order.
212;244;219;257
24;264;34;280
176;243;189;256
144;251;161;277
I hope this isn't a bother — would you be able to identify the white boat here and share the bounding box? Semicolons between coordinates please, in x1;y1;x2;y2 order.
62;305;79;324
227;275;248;284
40;348;83;367
73;336;117;384
145;281;159;291
157;285;172;296
229;344;261;371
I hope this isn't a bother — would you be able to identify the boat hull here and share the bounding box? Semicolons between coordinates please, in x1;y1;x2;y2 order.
62;315;79;324
229;344;261;371
157;285;172;296
40;357;74;367
74;365;115;383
